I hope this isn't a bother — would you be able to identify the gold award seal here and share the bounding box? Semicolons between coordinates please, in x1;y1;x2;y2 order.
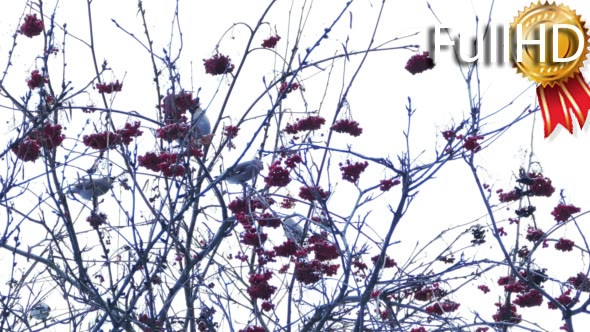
510;2;590;137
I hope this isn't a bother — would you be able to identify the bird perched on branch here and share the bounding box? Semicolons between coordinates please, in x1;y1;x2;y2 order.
282;218;306;244
185;106;211;147
29;302;50;320
69;176;115;200
223;159;263;184
198;159;263;197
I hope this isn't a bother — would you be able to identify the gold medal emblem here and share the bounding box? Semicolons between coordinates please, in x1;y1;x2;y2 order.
511;2;590;137
510;2;589;87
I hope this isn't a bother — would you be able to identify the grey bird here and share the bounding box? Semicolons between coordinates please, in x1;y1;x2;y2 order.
69;176;115;200
184;106;211;146
223;159;263;184
282;218;306;244
29;302;50;320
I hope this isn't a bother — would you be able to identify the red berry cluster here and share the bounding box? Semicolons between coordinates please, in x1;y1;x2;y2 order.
12;122;65;162
224;125;239;139
27;70;48;89
497;172;555;203
284;154;302;168
299;185;330;202
379;179;400;191
247;271;276;300
138;313;163;332
284;116;325;134
30;122;66;149
497;189;521;203
86;212;107;229
498;275;526;293
264;160;291;187
238;326;265;332
525;227;544;242
262;35;281;48
442;130;455;140
311;240;339;261
477;285;490;294
261;301;274;312
527;173;556;196
331;119;363;137
12;138;41;162
413;283;445;301
229;198;275;248
568;272;590;291
278;234;340;284
256;212;282;228
548;289;575;309
410;328;427;332
462;135;484;152
155;123;190;141
339;160;368;183
371;255;396;268
96;80;123;94
20;14;44;38
138;152;187;177
162;92;198;123
489;270;553;325
513;289;543;307
228;197;269;215
83;132;119;150
278;81;300;96
492;302;521;324
551;203;581;222
280;196;296;209
555;238;575;252
232;229;264;249
405;51;435;75
274;240;298;257
83;122;142;150
425;300;460;315
294;259;339;285
203;54;235;76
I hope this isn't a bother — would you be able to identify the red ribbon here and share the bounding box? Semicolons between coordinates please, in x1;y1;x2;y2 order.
536;73;590;137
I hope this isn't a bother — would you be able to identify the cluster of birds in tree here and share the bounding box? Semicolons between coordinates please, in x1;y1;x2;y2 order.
70;107;264;201
45;105;308;323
